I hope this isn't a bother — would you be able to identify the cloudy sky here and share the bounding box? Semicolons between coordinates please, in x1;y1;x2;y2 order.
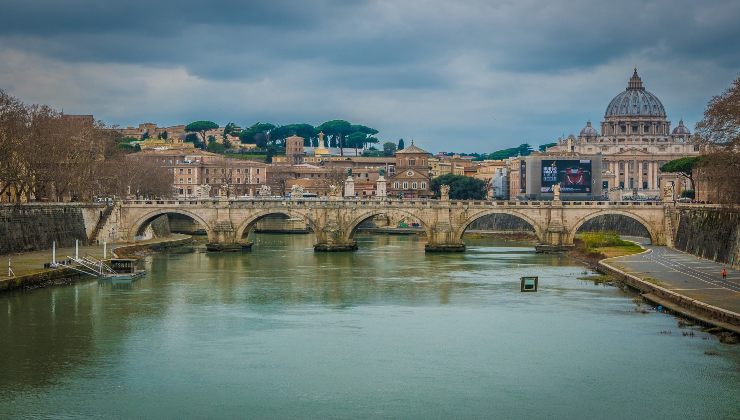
1;0;739;152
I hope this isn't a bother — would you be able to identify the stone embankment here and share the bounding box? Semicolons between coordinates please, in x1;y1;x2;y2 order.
0;203;104;254
673;206;739;268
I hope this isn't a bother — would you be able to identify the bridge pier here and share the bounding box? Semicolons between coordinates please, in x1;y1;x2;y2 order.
424;224;465;252
313;222;358;252
205;221;253;252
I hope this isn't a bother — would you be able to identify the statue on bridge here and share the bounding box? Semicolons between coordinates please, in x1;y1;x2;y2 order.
662;182;674;202
328;184;341;199
552;183;561;201
440;184;450;201
258;185;272;197
290;184;305;199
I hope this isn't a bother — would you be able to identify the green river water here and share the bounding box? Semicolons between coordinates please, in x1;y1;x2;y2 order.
1;234;738;419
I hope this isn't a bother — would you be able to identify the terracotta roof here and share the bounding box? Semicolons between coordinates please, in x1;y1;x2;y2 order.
395;143;430;155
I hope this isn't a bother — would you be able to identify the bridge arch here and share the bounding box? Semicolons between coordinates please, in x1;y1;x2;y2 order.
455;209;546;243
129;209;213;241
567;209;658;244
234;209;317;240
345;209;432;240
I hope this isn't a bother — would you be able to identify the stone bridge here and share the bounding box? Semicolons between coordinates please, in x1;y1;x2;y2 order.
100;198;676;252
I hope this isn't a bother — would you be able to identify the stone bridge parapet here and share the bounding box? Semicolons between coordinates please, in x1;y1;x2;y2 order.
110;198;677;252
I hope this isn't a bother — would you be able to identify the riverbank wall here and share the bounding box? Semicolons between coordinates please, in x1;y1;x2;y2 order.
0;235;192;294
0;203;105;254
0;267;87;293
598;255;740;335
673;206;739;268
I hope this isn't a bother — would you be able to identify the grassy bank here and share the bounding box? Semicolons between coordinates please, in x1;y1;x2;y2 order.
576;232;644;258
569;231;643;269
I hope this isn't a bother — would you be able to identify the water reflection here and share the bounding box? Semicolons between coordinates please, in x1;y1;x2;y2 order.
1;233;738;419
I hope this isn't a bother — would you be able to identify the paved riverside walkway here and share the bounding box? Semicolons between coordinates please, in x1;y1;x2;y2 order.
607;244;740;315
1;234;191;280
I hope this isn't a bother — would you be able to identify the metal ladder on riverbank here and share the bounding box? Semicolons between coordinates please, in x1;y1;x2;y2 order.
49;240;116;278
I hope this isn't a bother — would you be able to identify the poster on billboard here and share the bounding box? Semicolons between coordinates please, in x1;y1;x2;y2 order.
541;160;592;193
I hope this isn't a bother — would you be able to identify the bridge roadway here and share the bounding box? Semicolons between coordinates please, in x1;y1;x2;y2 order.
105;197;675;252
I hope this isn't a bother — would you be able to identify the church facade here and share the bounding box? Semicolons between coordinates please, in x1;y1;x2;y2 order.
546;69;699;198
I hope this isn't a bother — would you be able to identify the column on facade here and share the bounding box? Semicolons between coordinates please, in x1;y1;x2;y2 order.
648;161;655;189
623;161;628;188
637;160;643;189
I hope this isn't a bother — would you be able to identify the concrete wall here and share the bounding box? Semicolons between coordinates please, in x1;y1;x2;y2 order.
577;214;651;239
674;207;740;268
467;213;535;232
0;204;104;254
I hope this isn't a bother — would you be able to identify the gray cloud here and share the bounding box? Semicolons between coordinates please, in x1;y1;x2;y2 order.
1;0;738;152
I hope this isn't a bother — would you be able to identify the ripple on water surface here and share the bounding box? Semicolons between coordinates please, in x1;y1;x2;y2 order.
0;234;738;419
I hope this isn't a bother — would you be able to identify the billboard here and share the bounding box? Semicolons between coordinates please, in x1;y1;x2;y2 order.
541;160;592;193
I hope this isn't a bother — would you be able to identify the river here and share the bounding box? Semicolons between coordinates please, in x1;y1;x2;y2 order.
1;234;738;419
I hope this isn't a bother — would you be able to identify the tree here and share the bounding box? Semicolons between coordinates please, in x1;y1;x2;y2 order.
696;75;740;150
185;133;204;149
142;131;150;140
317;120;352;156
398;138;405;150
539;142;556;152
693;75;740;204
383;141;397;156
661;157;701;191
517;143;533;156
185;120;218;146
239;122;275;148
430;174;488;200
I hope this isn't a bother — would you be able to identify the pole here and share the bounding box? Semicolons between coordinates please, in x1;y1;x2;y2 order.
52;241;56;265
103;241;107;259
8;257;13;277
75;239;79;260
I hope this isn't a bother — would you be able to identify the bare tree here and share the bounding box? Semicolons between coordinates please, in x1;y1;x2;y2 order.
694;75;740;204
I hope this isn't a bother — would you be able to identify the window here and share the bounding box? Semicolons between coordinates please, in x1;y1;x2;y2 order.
179;168;184;174
179;178;184;183
236;178;241;184
187;169;192;175
206;178;209;183
602;181;608;189
179;188;184;194
409;159;416;166
412;182;418;189
394;182;400;189
187;178;192;184
187;188;192;195
693;145;700;152
237;168;241;173
257;168;260;174
402;182;408;189
421;182;426;189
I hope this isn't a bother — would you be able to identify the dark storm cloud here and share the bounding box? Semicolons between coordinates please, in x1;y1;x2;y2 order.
1;0;739;151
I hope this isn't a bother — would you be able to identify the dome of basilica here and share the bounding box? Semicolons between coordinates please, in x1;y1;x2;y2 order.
672;119;691;135
604;69;666;118
579;121;598;137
